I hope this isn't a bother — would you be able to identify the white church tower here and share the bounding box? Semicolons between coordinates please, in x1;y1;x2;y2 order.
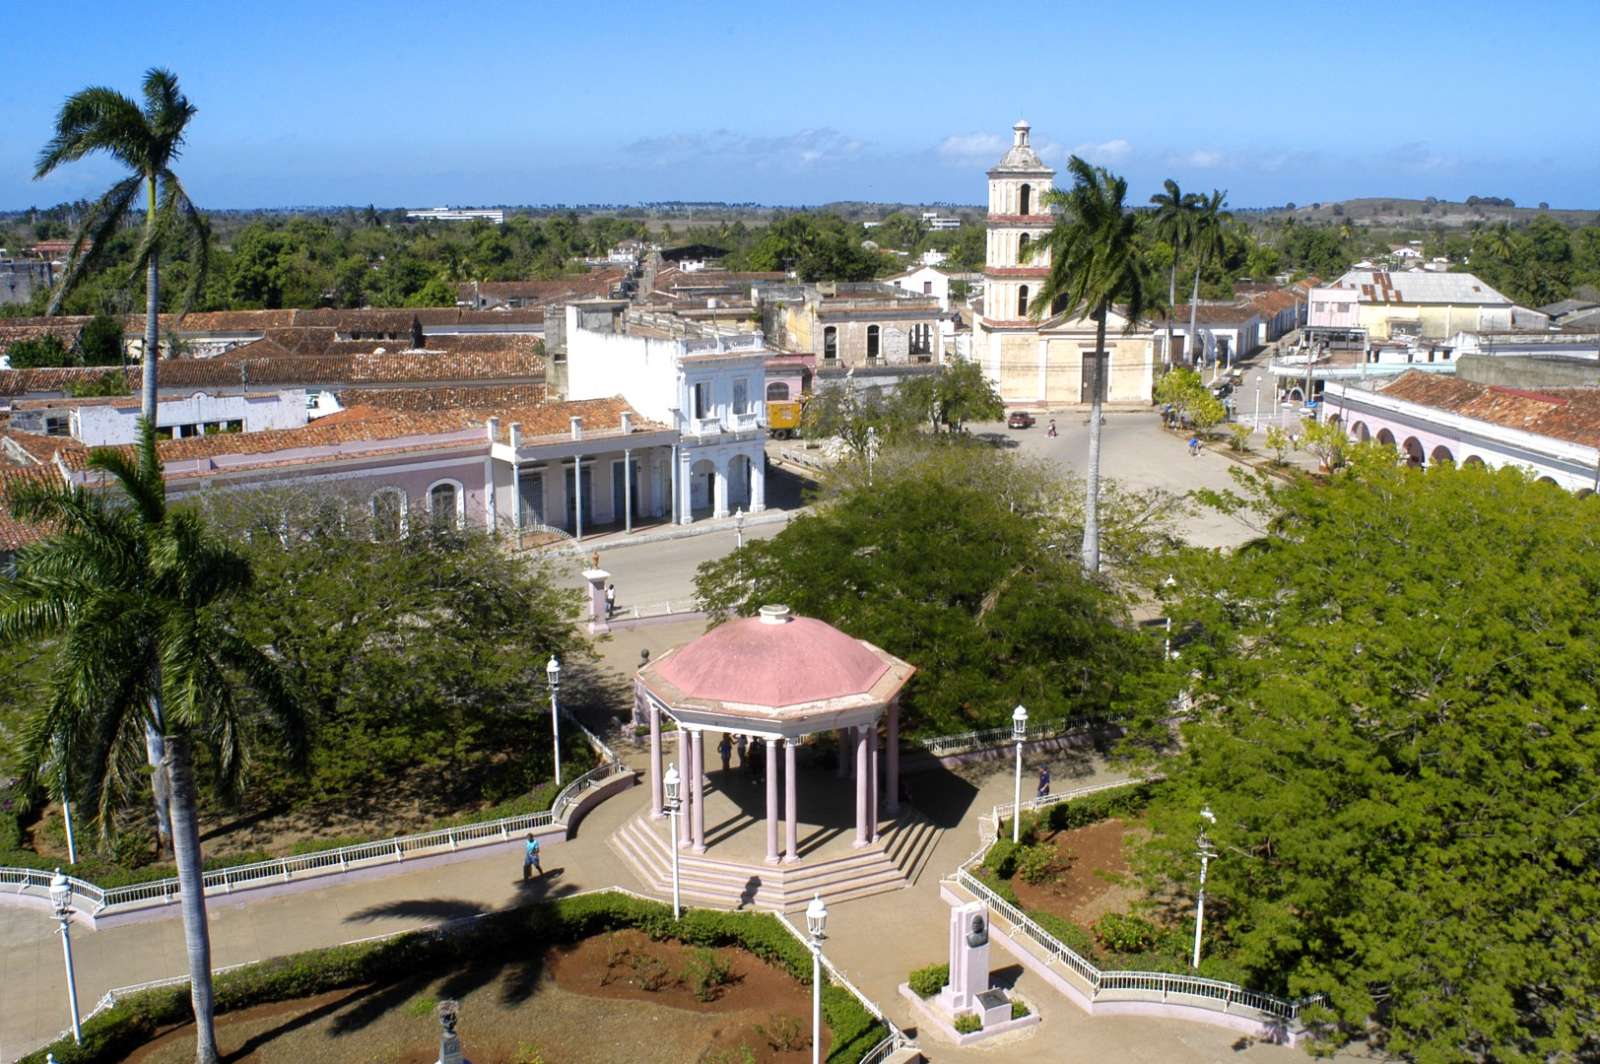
981;120;1055;327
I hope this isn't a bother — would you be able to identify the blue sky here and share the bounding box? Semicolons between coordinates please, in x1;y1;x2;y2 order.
5;0;1597;211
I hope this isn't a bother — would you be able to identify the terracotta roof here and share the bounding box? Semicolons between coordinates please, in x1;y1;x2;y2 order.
0;317;90;348
0;465;63;551
1378;370;1600;448
0;366;132;397
1246;290;1303;315
0;425;86;468
336;383;548;411
164;345;545;389
1168;302;1259;325
123;307;546;335
459;270;624;302
656;269;786;289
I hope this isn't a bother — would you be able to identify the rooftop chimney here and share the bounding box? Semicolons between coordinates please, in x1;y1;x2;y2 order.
758;604;793;625
486;416;500;442
508;422;522;449
570;416;583;440
621;411;632;433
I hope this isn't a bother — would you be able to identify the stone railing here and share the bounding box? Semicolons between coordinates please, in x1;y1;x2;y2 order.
775;912;914;1063
946;780;1322;1029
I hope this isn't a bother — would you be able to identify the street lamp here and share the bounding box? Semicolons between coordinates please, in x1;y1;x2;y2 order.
546;655;562;787
734;506;745;550
664;763;683;919
1191;806;1217;970
864;426;879;485
1253;381;1261;431
49;869;82;1045
805;892;829;1064
1011;705;1028;844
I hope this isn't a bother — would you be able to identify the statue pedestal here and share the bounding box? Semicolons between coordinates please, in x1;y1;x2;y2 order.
437;1031;469;1064
937;900;990;1015
583;568;611;633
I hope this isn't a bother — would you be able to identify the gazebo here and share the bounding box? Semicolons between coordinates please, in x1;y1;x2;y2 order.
638;604;914;861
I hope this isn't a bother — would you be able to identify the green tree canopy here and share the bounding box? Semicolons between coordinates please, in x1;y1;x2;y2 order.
695;447;1167;735
1129;459;1600;1061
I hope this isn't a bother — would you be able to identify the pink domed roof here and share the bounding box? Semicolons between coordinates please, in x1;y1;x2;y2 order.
654;607;892;709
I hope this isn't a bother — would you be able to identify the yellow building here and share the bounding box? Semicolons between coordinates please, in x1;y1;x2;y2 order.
972;120;1155;406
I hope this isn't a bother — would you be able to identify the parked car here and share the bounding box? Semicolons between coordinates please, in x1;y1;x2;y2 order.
1007;411;1036;429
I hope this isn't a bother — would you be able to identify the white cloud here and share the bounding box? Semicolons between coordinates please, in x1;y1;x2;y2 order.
624;128;866;170
937;132;1007;166
1072;138;1133;164
1180;148;1227;168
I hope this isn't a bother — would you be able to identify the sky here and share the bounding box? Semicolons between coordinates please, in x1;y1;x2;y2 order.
4;0;1598;213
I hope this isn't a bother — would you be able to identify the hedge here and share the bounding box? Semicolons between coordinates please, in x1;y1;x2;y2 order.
19;891;889;1064
908;961;948;998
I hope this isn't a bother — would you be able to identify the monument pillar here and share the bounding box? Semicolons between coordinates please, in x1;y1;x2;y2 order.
939;901;991;1015
582;567;610;634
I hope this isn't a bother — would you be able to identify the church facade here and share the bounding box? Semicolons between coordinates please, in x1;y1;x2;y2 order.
972;121;1156;406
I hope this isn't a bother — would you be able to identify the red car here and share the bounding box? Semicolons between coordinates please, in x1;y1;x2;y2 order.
1007;411;1036;429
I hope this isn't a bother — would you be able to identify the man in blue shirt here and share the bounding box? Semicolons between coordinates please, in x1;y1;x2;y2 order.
523;833;542;880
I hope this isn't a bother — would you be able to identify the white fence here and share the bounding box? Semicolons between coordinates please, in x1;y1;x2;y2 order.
948;779;1322;1028
911;718;1089;758
3;712;630;919
776;912;914;1064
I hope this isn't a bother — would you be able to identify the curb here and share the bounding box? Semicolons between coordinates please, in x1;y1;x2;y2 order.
537;508;803;558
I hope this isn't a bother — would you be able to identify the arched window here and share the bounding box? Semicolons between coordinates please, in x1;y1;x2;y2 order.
428;480;461;529
1017;285;1030;318
1051;292;1071;316
866;325;881;359
370;488;406;541
823;326;838;361
1019;183;1031;216
1017;232;1031;263
766;381;790;401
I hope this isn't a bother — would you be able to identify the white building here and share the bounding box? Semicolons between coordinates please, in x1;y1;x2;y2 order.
564;306;768;522
7;389;309;446
405;207;506;224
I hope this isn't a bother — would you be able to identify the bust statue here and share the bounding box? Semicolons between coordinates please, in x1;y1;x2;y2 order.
436;999;459;1037
966;913;988;948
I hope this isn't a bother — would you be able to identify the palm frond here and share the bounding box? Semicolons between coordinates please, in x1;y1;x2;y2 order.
131;171;210;319
84;420;166;526
215;626;309;773
44;175;143;316
141;68;196;164
34;88;150;177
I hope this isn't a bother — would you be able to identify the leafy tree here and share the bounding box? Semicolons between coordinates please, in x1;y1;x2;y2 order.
1027;156;1159;574
35;68;211;424
1301;418;1349;470
78;313;124;366
1129;460;1600;1061
4;334;72;368
1154;368;1224;433
64;370;132;398
405;274;459;308
799;382;913;456
893;358;1004;435
695;447;1162;734
2;422;303;1064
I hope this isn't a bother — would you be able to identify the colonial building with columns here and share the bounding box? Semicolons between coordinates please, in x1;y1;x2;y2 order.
973;120;1156;406
564;304;768;522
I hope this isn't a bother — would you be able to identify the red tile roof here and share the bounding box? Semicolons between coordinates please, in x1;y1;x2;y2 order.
1379;370;1600;448
0;465;62;551
335;384;548;411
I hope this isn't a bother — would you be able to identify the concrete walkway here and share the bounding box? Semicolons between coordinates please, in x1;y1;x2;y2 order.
0;742;1358;1063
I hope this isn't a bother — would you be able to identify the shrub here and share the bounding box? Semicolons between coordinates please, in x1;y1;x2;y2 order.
1093;912;1157;953
705;1047;757;1064
630;949;672;991
982;838;1019;879
1013;843;1065;885
1265;425;1292;464
683;946;734;1001
1043;782;1156;832
907;962;948;998
757;1012;806;1051
1010;999;1030;1020
953;1012;981;1034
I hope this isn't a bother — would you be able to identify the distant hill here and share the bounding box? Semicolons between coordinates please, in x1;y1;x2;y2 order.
1247;197;1600;230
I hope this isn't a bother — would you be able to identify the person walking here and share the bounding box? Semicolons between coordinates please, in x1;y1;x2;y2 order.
735;734;748;771
1188;434;1202;457
605;583;616;618
1046;418;1058;437
522;833;543;880
1037;765;1052;801
718;733;733;773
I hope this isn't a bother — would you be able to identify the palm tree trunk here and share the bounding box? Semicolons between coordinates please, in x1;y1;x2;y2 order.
1082;306;1107;573
1188;263;1202;368
165;734;219;1064
146;684;173;853
142;174;160;433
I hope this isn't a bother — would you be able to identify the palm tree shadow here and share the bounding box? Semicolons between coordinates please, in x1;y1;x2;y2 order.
222;984;383;1061
344;898;491;924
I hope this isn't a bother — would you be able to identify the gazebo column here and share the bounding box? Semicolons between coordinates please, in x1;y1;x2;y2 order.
691;729;706;852
867;721;879;842
784;738;799;863
676;724;691;848
854;725;870;847
886;699;900;816
649;700;663;820
765;738;780;864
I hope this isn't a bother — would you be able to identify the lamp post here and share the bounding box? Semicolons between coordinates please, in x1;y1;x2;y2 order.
865;426;879;486
1011;704;1028;844
805;892;829;1064
49;869;82;1045
1191;806;1217;970
1253;381;1261;431
664;763;683;919
546;655;562;787
734;506;745;550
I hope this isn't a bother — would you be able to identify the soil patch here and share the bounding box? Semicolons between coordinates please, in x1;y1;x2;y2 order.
1012;817;1145;926
123;931;825;1064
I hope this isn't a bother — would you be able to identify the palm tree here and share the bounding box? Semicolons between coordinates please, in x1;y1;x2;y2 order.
1027;156;1156;573
1481;221;1517;262
2;422;303;1064
35;68;211;434
1149;179;1199;369
1186;190;1230;368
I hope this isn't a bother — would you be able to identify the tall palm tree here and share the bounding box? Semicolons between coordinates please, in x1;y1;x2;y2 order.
2;422;303;1064
1186;190;1230;368
35;69;211;848
35;68;210;434
1481;221;1517;262
1027;156;1156;573
1149;179;1199;368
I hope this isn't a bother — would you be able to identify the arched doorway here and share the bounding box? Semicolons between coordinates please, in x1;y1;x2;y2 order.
766;381;790;401
1376;428;1396;449
1351;421;1371;442
727;454;753;511
1429;445;1455;467
1401;437;1425;467
1463;454;1486;468
689;457;719;516
1536;475;1561;489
